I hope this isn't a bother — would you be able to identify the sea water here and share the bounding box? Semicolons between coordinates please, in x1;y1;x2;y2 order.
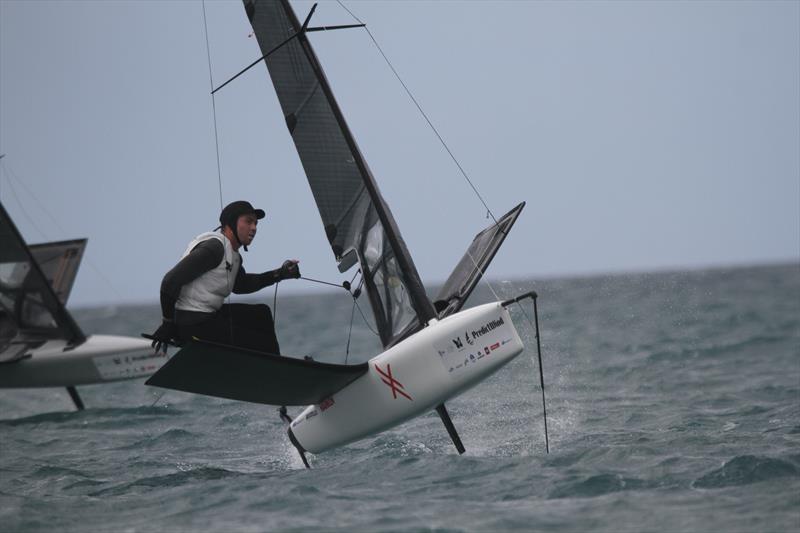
1;264;798;532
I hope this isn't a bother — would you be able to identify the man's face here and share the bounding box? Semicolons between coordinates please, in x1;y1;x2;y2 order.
236;214;259;246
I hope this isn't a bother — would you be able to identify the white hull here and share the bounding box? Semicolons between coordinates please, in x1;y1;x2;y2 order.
289;302;524;454
0;335;167;388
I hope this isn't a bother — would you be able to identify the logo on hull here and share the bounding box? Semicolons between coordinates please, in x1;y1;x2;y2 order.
374;363;413;401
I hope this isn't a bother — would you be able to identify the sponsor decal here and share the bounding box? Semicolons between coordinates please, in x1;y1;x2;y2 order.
484;346;491;355
469;353;476;361
490;342;500;351
501;338;513;346
477;352;485;360
374;363;412;401
452;337;463;349
93;351;167;380
466;331;475;345
319;397;335;411
470;316;505;340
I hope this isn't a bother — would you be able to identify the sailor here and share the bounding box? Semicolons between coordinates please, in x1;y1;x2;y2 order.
149;200;300;354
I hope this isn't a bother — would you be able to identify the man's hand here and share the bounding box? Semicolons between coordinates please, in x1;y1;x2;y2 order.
278;259;301;280
150;320;177;354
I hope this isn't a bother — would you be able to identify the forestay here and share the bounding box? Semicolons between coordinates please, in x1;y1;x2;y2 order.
244;0;436;347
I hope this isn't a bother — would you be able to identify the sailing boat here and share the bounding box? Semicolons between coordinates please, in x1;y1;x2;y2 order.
0;200;168;410
147;0;545;464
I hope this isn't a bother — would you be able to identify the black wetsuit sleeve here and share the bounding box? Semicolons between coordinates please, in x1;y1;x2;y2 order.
233;263;282;294
160;239;224;320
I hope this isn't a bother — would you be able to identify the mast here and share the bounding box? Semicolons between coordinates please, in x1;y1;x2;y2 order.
282;0;435;321
244;0;436;345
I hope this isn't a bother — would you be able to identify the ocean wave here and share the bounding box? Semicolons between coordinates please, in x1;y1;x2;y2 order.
647;334;788;362
692;455;800;488
88;466;248;497
548;473;650;499
0;405;185;428
117;428;198;450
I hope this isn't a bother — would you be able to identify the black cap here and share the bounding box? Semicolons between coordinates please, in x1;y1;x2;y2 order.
219;201;266;230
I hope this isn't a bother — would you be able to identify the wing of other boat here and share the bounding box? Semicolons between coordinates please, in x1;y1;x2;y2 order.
434;202;526;318
146;339;369;406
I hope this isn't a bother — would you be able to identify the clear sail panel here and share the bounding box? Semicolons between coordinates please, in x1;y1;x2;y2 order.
361;223;416;338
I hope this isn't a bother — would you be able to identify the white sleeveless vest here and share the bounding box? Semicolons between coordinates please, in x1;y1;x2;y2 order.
175;231;241;313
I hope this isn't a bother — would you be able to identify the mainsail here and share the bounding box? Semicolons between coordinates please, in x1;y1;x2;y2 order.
0;202;86;361
244;0;436;347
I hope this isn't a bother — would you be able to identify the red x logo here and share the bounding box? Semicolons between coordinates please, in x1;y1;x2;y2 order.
374;363;412;401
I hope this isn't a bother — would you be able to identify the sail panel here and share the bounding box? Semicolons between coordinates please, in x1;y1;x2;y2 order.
29;239;87;306
244;0;435;346
434;203;525;318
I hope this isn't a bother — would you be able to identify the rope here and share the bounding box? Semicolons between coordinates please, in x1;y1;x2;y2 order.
201;0;225;212
352;288;379;336
345;297;357;364
299;275;344;289
336;0;498;225
300;273;380;338
273;281;279;325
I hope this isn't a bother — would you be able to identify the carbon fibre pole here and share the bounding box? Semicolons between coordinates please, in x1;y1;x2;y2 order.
532;294;550;453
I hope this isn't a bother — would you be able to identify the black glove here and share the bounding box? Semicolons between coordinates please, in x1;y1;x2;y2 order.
278;259;301;280
151;320;178;354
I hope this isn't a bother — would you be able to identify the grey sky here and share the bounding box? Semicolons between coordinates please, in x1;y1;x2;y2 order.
1;0;798;307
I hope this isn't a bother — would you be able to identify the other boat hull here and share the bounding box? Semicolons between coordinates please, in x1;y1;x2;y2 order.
0;335;167;388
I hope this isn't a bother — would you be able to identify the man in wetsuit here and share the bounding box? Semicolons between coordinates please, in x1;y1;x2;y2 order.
149;200;300;354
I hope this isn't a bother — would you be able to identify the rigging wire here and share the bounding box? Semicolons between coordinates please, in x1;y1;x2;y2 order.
153;1;225;409
0;158;126;302
201;0;225;212
334;1;505;303
0;164;48;241
336;0;498;226
333;1;505;304
200;0;237;345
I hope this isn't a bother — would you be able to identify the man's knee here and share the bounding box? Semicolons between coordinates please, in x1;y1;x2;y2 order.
252;304;273;321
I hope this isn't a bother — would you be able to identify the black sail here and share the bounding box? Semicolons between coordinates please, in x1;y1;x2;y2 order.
244;0;435;346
